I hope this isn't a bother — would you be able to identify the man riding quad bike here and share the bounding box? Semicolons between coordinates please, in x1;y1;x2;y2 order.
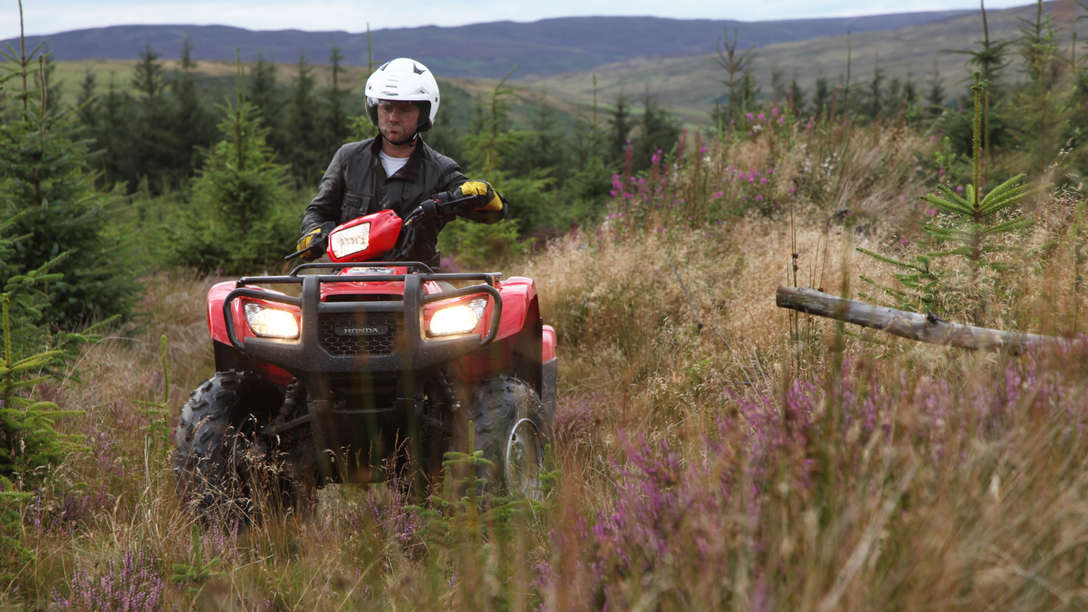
172;58;557;521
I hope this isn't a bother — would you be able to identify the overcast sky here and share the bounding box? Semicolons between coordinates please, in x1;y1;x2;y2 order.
4;0;1036;40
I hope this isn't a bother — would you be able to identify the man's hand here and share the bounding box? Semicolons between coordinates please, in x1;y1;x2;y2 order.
296;227;328;260
457;180;504;213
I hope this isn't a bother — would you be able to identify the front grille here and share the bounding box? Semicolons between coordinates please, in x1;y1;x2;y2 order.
319;311;400;356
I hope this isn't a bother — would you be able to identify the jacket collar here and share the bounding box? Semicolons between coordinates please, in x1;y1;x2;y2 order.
370;136;427;180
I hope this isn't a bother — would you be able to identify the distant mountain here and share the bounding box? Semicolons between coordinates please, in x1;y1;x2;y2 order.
2;12;978;79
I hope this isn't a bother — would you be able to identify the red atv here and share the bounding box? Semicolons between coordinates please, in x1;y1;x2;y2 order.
173;202;558;520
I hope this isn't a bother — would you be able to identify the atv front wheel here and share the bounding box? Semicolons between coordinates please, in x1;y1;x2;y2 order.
173;370;302;523
465;376;552;499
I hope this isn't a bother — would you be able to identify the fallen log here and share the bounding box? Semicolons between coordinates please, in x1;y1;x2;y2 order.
776;286;1060;352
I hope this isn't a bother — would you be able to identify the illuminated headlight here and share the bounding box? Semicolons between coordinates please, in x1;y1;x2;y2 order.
428;298;488;337
330;223;370;258
244;303;300;339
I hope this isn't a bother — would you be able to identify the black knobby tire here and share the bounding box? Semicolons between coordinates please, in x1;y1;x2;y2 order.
466;375;552;499
173;370;295;524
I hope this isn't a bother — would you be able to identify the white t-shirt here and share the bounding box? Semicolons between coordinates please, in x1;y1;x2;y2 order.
379;151;410;177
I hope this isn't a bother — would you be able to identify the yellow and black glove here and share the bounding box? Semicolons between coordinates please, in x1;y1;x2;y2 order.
457;180;504;213
296;227;328;260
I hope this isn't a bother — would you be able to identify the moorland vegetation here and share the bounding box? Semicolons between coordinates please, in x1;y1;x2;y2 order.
3;0;1088;608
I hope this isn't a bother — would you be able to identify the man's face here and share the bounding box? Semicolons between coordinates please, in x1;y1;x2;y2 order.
377;99;421;144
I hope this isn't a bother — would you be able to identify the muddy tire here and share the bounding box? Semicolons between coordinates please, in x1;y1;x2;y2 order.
173;370;301;524
464;375;552;499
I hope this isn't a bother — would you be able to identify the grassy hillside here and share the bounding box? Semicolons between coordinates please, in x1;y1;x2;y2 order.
530;2;1088;124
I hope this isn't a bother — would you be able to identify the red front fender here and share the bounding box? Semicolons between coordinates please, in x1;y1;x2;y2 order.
206;281;240;347
492;276;538;343
206;281;295;385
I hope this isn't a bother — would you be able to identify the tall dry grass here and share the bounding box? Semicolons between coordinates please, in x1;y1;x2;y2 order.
6;116;1088;610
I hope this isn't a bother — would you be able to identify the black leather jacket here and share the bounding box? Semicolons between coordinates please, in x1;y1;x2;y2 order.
301;137;499;264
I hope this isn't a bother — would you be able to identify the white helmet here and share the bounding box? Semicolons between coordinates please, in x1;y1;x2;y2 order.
364;58;440;133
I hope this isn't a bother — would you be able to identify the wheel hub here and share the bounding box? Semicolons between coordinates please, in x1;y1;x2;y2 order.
505;418;545;499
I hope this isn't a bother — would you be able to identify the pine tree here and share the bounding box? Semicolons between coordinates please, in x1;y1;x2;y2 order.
633;93;680;173
0;290;88;582
132;42;165;100
714;28;756;124
130;42;176;191
945;1;1013;165
325;46;349;151
1015;0;1066;173
610;93;630;166
285;51;323;187
174;68;294;273
903;76;919;108
812;76;831;120
96;72;133;184
248;53;282;132
737;70;760;115
75;69;96;130
926;60;947;117
171;37;214;179
770;66;786;105
859;74;1031;322
525;92;566;175
788;73;806;116
0;31;135;329
865;59;885;120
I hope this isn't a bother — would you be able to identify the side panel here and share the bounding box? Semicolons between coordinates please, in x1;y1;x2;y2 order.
491;276;536;343
542;325;557;362
207;281;240;346
206;281;294;386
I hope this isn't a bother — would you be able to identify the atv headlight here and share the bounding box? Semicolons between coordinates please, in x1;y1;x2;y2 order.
244;303;300;339
428;298;488;337
330;223;370;258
